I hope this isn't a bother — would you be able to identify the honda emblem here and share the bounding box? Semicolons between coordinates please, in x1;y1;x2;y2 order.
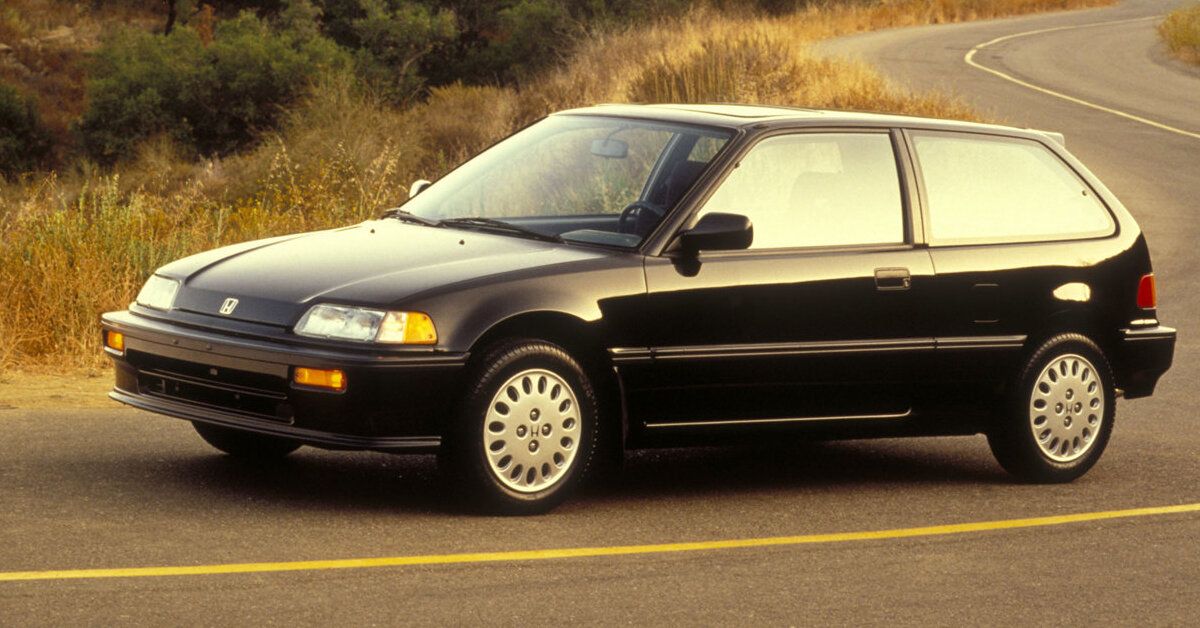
219;298;239;315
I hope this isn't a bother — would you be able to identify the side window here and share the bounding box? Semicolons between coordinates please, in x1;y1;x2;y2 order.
697;133;905;249
912;132;1114;243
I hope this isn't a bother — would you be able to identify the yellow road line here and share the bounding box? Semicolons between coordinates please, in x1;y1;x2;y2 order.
3;502;1199;583
964;15;1200;141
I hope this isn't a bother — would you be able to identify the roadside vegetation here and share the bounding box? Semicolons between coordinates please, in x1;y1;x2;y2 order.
1159;3;1200;64
0;0;1110;373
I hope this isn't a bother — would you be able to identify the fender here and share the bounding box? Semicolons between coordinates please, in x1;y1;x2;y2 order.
410;254;648;354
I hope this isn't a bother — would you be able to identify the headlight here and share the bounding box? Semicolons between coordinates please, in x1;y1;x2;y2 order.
294;305;437;344
135;275;180;310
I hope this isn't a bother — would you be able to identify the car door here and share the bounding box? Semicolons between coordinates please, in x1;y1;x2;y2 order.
622;129;936;430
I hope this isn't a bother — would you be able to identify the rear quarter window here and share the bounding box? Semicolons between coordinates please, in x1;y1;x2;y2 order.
912;132;1114;244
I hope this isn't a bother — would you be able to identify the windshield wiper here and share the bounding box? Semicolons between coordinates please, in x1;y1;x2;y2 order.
439;217;564;243
381;208;440;227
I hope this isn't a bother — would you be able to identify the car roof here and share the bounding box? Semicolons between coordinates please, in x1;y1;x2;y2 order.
554;103;1065;146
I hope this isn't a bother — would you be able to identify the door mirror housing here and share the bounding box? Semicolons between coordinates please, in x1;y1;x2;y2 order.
678;213;753;253
409;179;432;199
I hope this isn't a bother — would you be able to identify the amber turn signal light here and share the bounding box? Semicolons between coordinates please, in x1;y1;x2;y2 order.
293;367;346;391
104;331;125;353
378;311;438;344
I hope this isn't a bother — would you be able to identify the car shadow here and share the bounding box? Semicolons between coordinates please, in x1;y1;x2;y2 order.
131;436;1008;514
153;451;448;514
592;438;1009;501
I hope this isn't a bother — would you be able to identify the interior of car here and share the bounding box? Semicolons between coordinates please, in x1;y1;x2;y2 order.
509;135;714;247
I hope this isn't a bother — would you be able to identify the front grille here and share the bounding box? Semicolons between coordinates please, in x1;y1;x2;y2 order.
128;350;294;422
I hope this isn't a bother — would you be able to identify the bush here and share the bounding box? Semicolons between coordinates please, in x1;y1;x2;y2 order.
348;0;457;103
1159;4;1200;64
313;0;460;101
0;84;51;176
78;11;348;163
420;0;698;86
412;82;518;171
225;71;425;213
445;0;575;83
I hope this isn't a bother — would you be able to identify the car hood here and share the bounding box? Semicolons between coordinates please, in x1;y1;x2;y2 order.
159;219;612;327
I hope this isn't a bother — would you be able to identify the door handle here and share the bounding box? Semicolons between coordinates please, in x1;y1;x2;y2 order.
875;267;911;291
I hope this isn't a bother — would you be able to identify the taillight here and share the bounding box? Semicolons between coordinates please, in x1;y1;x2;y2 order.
1137;273;1157;309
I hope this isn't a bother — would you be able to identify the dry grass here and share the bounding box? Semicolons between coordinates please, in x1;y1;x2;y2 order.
0;0;1112;374
1160;3;1200;64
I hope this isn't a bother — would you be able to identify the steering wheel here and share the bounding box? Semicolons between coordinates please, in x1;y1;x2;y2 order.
618;201;665;235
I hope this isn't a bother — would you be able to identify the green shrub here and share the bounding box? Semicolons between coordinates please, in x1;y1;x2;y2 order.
348;0;457;103
78;11;348;163
482;0;575;81
0;84;51;176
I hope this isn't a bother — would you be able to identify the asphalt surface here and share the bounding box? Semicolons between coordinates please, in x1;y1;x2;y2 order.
4;1;1200;624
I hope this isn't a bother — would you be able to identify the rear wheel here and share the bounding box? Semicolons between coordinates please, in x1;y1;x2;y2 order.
192;421;301;460
441;340;600;515
988;334;1115;483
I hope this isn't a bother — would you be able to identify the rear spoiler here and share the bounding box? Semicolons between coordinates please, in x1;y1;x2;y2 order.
1030;128;1066;147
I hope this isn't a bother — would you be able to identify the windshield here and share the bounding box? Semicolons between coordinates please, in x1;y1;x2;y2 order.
401;115;732;247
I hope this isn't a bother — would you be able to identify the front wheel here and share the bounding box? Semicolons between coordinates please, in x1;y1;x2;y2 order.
987;334;1115;483
442;340;600;515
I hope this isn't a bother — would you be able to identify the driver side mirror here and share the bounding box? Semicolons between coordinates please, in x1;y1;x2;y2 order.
409;179;432;199
678;213;753;253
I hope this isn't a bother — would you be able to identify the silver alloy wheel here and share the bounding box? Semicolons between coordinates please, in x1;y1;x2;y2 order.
1029;353;1105;463
483;368;582;493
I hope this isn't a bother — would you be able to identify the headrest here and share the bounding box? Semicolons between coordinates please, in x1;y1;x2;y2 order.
661;160;707;208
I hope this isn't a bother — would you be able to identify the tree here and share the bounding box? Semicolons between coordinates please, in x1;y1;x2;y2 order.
164;0;179;34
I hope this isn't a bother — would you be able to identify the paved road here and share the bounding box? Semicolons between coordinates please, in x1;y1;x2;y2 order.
4;1;1200;623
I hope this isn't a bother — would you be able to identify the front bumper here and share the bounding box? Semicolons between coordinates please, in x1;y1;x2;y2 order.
101;310;467;452
1115;324;1176;399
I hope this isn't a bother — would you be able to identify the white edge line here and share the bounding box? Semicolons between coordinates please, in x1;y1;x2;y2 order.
964;15;1200;141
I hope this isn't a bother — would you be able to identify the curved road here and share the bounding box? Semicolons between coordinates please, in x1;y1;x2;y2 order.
3;2;1200;623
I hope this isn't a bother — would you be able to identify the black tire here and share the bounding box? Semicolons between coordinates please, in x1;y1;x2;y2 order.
987;333;1115;483
192;421;301;460
441;339;601;515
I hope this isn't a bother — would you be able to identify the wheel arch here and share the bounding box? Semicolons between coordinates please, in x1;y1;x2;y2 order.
985;309;1117;405
1022;308;1118;367
467;311;627;454
470;311;605;364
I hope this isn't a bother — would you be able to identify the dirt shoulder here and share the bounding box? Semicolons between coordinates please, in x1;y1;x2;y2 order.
0;368;118;410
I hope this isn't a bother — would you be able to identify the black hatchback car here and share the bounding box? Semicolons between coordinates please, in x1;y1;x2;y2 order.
102;104;1175;513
